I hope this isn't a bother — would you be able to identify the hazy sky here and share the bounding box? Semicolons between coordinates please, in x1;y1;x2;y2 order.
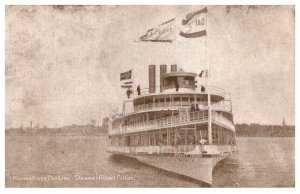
5;5;294;128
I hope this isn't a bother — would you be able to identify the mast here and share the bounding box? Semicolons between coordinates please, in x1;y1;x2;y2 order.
206;7;212;145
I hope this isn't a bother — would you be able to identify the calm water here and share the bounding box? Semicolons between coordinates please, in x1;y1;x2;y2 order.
5;135;295;187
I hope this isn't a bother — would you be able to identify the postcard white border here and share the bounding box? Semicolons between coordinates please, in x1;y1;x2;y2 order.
0;0;298;193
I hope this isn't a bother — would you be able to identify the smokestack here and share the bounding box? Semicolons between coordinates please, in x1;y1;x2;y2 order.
149;65;156;93
171;64;177;72
160;64;167;92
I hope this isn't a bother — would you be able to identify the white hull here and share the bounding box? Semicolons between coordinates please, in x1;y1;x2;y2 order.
108;66;237;185
114;152;225;185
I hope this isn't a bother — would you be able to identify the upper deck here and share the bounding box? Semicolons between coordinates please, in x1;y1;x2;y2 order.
120;85;232;117
122;67;232;116
112;65;235;136
132;85;231;101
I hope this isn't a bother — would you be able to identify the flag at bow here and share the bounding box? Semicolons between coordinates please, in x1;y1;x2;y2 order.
180;7;207;38
120;70;132;81
120;70;133;88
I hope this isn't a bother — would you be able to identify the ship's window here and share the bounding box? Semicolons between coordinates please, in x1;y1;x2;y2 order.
155;99;159;103
187;129;195;145
162;133;168;145
197;97;201;101
170;131;175;145
149;113;155;120
177;129;186;145
145;98;153;104
174;97;180;102
184;76;193;81
164;76;177;85
159;98;165;103
182;97;188;102
150;133;155;146
183;76;194;86
166;98;170;102
154;133;160;146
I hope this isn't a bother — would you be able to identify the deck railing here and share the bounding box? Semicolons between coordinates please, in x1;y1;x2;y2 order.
111;111;235;135
211;100;232;112
112;111;207;134
134;100;231;113
107;145;196;154
132;85;231;100
211;112;235;130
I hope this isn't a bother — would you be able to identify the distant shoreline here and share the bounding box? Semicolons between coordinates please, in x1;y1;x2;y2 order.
5;124;108;137
235;124;295;137
5;124;295;137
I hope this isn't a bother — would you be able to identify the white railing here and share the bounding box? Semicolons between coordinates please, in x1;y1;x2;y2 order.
131;85;231;100
111;111;208;135
212;112;235;131
108;145;196;154
134;100;231;113
194;85;229;99
211;100;232;112
111;112;234;135
125;111;207;132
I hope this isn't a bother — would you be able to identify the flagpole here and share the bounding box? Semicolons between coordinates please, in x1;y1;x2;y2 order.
205;7;212;145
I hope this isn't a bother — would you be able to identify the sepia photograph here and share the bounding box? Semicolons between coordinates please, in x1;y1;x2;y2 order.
5;4;295;188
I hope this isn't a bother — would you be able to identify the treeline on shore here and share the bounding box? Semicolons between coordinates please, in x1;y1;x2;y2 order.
5;118;110;136
5;124;108;136
235;124;295;137
6;121;295;137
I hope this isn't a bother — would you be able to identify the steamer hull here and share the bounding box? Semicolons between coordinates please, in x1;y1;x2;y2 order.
108;144;237;185
108;65;237;186
124;154;221;185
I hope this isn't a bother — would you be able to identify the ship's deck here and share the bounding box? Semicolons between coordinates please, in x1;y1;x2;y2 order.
110;111;235;135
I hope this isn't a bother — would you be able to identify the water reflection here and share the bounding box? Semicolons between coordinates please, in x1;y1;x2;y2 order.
213;156;240;187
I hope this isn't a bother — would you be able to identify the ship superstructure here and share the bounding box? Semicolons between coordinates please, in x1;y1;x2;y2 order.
107;64;237;185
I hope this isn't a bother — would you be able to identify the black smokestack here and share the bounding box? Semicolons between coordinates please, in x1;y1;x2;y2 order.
160;64;167;92
171;64;177;72
149;65;156;93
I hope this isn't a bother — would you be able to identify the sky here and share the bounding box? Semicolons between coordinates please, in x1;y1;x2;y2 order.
5;5;295;128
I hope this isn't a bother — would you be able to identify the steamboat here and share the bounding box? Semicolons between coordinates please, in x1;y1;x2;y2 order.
107;64;237;185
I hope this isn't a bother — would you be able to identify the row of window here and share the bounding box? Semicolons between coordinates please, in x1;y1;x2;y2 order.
163;76;195;88
134;95;208;106
109;124;236;147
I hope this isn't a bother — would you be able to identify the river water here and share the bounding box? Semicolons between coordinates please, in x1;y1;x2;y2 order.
5;135;294;187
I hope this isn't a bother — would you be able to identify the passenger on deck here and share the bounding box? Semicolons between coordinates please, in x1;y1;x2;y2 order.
201;85;205;92
175;80;179;92
191;104;195;112
199;137;207;145
126;88;132;99
137;85;141;96
195;104;200;111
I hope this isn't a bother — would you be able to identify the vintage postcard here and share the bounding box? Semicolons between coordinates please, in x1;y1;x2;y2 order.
5;5;295;187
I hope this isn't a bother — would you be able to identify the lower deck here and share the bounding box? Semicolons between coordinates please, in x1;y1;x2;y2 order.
108;122;236;156
107;144;237;156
